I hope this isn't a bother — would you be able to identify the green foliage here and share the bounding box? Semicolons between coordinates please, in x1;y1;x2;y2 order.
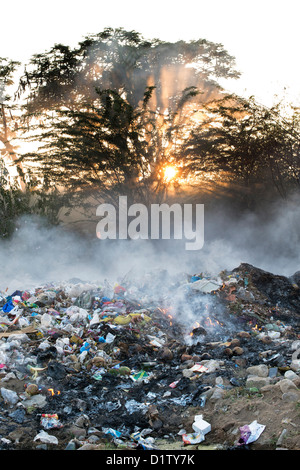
0;181;66;239
182;95;300;205
18;87;180;206
18;27;240;113
3;27;300;231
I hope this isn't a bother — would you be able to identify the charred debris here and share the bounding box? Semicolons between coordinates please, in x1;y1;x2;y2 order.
0;263;299;450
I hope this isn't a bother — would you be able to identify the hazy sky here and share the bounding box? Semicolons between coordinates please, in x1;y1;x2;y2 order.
1;0;300;107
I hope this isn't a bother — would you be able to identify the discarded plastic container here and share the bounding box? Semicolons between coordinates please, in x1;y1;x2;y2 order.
80;342;91;353
192;415;211;435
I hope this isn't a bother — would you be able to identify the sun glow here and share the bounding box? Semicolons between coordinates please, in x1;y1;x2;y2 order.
163;165;177;182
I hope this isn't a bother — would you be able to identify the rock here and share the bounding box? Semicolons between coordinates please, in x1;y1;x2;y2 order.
260;384;275;393
192;355;202;362
234;358;247;367
276;429;287;447
75;414;90;428
223;348;233;357
232;347;244;356
210;387;226;401
237;331;251;339
284;370;298;380
260;336;272;344
200;353;212;360
282;391;300;402
215;376;223;386
293;376;300;388
179;359;194;369
278;379;298;394
159;347;174;362
246;376;271;389
65;441;77;450
181;354;192;362
25;384;39;396
290;360;300;372
68;424;87;439
246;364;269;377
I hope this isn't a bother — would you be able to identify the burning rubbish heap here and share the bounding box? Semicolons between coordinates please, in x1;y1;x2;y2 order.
0;263;299;450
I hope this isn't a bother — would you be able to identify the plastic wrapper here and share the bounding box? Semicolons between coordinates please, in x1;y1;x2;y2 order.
238;420;265;445
40;414;63;429
182;432;205;445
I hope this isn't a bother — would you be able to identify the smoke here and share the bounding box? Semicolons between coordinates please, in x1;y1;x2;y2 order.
0;192;299;296
78;32;224;112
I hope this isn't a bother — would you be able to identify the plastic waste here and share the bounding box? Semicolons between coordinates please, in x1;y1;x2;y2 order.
33;430;58;445
238;420;265;445
189;279;221;293
40;414;63;429
192;415;211;435
80;342;91;353
105;332;115;344
130;370;149;382
103;428;122;439
1;387;19;405
182;432;205;445
2;300;14;313
190;275;202;283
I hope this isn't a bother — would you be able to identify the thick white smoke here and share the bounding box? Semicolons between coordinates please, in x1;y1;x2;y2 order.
0;192;299;295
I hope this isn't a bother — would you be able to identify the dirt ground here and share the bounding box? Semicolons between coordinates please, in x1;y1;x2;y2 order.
147;388;300;451
194;389;299;450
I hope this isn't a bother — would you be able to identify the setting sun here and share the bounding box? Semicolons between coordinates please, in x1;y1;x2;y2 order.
163;165;177;182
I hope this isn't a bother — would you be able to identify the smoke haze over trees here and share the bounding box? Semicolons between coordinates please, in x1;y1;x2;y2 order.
0;27;300;259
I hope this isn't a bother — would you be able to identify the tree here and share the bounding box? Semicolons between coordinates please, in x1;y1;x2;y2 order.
18;86;202;210
266;105;300;195
0;57;26;190
182;94;300;207
17;28;241;214
18;27;240;113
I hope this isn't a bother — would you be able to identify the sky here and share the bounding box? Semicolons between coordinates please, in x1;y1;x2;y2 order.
1;0;300;108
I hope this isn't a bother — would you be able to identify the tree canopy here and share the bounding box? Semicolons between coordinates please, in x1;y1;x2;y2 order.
0;27;298;236
18;27;240;113
16;28;242;208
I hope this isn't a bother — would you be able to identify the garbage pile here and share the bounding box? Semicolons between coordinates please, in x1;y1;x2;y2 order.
0;263;299;450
